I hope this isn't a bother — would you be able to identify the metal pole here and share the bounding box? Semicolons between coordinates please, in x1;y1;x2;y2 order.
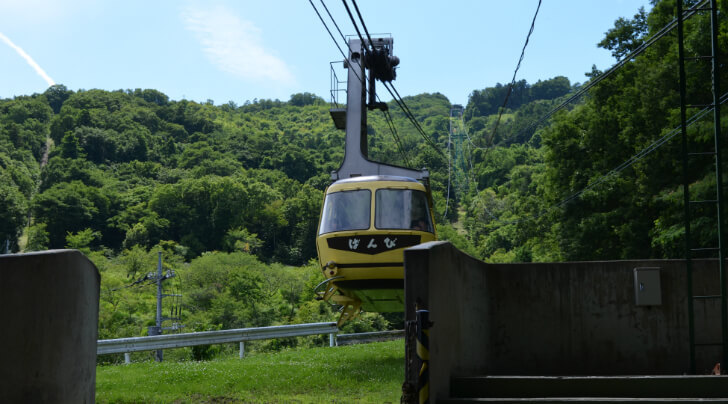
239;341;245;359
155;251;163;362
330;332;336;347
709;0;728;369
124;352;131;364
676;0;696;374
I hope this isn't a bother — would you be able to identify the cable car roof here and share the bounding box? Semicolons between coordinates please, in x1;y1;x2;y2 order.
332;175;420;185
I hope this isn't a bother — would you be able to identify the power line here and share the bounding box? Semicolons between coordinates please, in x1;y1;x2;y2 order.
319;0;348;45
467;0;710;225
444;123;452;220
350;0;375;49
309;0;348;66
383;81;447;161
380;105;411;167
109;272;156;292
467;0;712;226
341;0;368;51
457;115;487;151
484;91;728;226
308;0;365;88
338;0;446;162
310;0;414;169
513;0;709;141
490;0;542;143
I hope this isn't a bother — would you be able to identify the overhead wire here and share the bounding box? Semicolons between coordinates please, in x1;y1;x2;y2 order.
513;0;709;141
341;0;369;51
463;120;488;151
483;91;728;225
311;0;414;168
489;0;542;144
380;99;411;166
309;0;370;95
309;0;350;70
350;0;376;49
383;81;447;161
468;0;712;224
109;273;157;292
444;115;453;219
340;0;447;162
319;0;348;45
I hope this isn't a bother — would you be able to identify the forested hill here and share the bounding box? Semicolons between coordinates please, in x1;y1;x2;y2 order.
0;78;578;266
0;87;457;265
1;0;725;270
458;1;728;263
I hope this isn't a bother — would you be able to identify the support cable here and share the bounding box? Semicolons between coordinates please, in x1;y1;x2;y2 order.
350;0;376;49
381;105;411;167
490;0;542;143
383;81;447;161
513;0;709;141
341;0;369;52
311;0;411;168
339;0;446;162
308;0;365;88
320;0;348;45
483;91;728;225
444;118;453;220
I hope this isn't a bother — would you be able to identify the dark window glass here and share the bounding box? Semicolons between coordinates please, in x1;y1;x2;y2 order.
375;189;433;233
319;189;371;234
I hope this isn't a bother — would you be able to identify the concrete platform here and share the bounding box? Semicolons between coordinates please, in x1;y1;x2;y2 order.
442;375;728;403
0;250;100;403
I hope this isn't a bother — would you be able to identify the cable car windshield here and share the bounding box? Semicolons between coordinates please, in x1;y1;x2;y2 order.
319;189;371;234
375;189;434;233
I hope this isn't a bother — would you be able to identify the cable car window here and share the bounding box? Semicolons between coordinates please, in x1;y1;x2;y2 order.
375;189;434;233
319;189;371;234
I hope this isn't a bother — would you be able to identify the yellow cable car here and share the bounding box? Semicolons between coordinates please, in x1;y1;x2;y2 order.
315;175;437;325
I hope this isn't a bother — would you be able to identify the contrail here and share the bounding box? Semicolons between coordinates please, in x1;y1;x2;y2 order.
0;31;55;87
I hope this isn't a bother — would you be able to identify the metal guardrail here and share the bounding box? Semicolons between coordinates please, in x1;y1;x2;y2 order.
336;330;405;346
98;322;337;356
97;323;404;363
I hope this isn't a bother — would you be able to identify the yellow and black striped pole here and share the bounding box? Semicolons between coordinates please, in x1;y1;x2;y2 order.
416;309;431;404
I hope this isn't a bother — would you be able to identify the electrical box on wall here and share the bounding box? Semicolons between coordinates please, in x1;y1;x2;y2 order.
634;267;662;306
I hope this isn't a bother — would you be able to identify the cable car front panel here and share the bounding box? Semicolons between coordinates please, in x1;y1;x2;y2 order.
316;176;436;320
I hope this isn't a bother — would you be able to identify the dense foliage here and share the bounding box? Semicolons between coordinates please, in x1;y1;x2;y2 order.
0;83;450;353
2;0;724;357
457;0;728;262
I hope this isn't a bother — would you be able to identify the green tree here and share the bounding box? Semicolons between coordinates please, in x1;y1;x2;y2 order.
66;228;101;255
43;84;73;114
0;175;28;250
25;223;49;251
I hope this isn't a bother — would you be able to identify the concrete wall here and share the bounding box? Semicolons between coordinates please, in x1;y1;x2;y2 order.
403;242;725;402
0;250;100;403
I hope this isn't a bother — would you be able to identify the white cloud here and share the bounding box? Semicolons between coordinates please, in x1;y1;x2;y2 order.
0;0;92;26
181;4;295;85
0;31;55;87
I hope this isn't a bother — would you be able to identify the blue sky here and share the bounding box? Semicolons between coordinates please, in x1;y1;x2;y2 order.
0;1;652;107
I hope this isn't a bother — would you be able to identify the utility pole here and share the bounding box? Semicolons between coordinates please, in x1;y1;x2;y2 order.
147;252;182;362
154;252;163;361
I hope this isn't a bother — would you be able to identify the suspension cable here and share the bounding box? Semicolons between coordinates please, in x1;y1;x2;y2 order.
486;91;728;225
513;0;709;141
490;0;542;144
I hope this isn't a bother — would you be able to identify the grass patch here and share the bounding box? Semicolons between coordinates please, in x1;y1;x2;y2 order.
96;340;404;403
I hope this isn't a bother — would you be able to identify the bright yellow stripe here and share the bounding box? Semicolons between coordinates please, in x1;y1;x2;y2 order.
419;382;429;404
416;341;429;360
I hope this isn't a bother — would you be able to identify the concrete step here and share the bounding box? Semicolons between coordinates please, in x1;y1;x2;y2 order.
440;398;728;403
449;376;728;399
